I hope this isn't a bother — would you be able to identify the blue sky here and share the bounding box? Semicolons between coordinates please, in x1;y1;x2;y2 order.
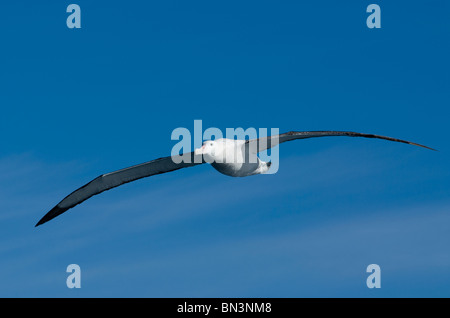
0;1;449;297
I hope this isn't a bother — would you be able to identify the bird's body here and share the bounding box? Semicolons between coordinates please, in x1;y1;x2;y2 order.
198;138;268;177
211;159;270;177
35;130;435;227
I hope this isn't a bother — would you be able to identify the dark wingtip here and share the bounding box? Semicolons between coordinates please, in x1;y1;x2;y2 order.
409;142;437;151
35;205;69;227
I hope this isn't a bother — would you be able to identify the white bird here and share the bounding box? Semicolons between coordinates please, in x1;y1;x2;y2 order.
35;130;434;226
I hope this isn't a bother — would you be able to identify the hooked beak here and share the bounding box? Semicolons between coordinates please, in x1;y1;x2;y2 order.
194;145;205;156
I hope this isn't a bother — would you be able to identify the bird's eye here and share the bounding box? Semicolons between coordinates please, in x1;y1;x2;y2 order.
210;143;213;146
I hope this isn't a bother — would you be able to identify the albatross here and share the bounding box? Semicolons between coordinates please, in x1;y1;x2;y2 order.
35;130;434;227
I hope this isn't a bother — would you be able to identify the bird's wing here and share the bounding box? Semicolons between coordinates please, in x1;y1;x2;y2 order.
245;131;436;153
35;152;205;227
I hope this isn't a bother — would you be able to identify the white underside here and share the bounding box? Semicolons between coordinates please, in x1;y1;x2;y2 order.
195;138;270;177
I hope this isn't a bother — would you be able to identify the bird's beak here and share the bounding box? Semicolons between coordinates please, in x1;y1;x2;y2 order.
194;145;205;155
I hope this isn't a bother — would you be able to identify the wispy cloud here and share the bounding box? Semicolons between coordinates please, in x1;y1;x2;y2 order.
0;145;448;297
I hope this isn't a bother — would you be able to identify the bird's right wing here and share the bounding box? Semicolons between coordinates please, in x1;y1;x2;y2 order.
35;152;205;227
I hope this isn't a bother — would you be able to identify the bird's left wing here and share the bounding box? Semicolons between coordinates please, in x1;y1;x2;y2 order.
245;131;436;153
35;152;205;227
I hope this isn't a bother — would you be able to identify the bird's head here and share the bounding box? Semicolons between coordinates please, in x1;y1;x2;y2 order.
194;140;218;161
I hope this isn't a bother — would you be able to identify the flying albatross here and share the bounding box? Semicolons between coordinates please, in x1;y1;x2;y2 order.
35;131;434;227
